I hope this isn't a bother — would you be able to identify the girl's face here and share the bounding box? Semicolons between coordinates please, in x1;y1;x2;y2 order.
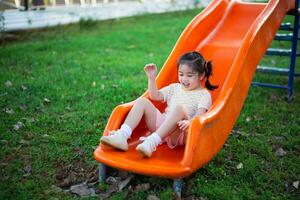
178;64;204;91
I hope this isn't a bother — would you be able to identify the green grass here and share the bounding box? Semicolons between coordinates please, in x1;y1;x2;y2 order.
0;8;299;200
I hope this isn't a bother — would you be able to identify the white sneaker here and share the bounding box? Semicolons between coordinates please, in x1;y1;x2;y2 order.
136;136;158;157
100;130;128;151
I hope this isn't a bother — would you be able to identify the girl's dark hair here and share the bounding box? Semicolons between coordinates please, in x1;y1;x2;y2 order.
178;51;218;91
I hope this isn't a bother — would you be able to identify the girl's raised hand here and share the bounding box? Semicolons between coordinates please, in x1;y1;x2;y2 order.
144;63;157;80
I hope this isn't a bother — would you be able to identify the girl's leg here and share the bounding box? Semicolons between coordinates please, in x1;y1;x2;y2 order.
136;105;188;157
100;97;158;150
163;128;188;149
155;104;188;138
124;97;158;132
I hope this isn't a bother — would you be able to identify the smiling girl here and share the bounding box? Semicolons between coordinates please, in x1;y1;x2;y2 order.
100;51;218;157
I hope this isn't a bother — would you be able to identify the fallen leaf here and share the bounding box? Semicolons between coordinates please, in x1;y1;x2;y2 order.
285;182;297;193
18;139;30;146
101;84;105;90
86;170;98;184
118;175;134;191
134;183;150;192
5;80;13;87
44;98;51;103
3;108;14;115
236;163;243;169
106;176;121;185
0;162;9;167
66;105;72;111
70;183;96;197
58;176;73;188
99;175;134;198
21;85;28;91
275;148;287;157
19;104;27;111
293;181;299;189
0;140;8;145
231;129;248;138
0;92;8;97
13;121;24;131
28;118;36;123
23;165;32;177
147;195;160;200
272;136;285;142
246;117;251;122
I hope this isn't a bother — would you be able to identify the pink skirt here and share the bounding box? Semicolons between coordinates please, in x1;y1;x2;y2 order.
155;109;186;149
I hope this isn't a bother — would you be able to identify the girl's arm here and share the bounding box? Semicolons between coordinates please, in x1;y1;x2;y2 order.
177;108;207;131
193;108;207;117
144;63;164;101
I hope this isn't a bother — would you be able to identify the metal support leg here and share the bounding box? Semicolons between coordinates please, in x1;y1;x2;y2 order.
287;0;299;101
99;163;107;182
173;179;183;198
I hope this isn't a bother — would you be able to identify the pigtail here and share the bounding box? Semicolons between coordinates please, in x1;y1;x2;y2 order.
204;61;218;91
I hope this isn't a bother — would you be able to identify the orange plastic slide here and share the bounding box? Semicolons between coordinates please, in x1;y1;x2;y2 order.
94;0;296;178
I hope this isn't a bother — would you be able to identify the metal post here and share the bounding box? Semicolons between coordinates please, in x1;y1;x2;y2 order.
99;163;107;182
24;0;29;10
287;0;299;101
173;179;183;198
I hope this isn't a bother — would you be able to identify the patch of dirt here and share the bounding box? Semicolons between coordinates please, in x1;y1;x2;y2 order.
55;148;98;188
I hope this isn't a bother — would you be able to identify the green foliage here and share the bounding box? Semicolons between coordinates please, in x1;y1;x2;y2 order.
0;8;299;200
159;187;173;200
79;17;98;30
109;191;127;200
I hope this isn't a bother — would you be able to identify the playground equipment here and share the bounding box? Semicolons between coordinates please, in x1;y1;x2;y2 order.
252;0;299;101
94;0;298;197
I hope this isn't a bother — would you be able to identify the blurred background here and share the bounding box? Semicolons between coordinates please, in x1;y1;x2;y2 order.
0;0;212;32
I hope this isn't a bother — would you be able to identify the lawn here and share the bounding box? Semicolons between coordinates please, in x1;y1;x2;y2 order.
0;8;299;200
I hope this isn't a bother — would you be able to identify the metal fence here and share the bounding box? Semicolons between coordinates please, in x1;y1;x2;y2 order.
0;0;182;10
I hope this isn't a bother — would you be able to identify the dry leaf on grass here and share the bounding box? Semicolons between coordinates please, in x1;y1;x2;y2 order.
23;165;32;177
147;194;160;200
236;163;243;169
275;148;287;157
5;80;13;87
134;183;150;192
293;181;299;189
21;85;28;91
13;121;24;131
3;108;14;114
70;183;97;197
43;98;51;104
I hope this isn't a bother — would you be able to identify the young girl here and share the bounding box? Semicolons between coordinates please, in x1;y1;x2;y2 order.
100;51;218;157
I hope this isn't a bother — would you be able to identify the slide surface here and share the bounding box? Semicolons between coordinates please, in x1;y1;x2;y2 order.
94;0;296;178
